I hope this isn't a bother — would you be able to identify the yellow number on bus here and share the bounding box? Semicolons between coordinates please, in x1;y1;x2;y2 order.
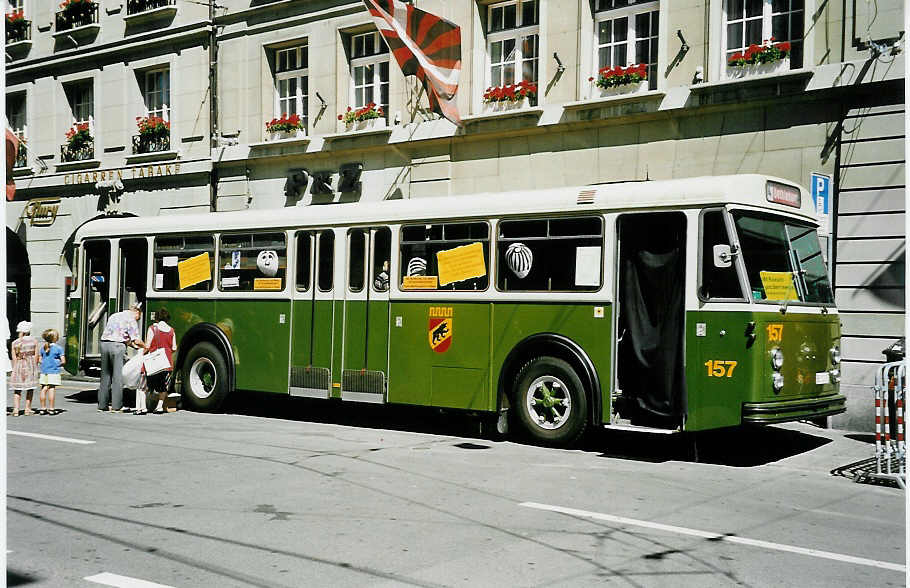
705;360;738;378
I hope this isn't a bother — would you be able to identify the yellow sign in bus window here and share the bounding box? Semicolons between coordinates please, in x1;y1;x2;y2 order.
253;278;283;291
759;271;799;301
402;276;439;290
436;242;486;286
178;253;211;290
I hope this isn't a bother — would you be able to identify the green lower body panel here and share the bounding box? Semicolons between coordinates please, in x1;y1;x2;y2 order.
742;393;846;424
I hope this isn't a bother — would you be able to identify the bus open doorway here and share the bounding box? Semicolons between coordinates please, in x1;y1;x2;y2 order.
612;212;687;431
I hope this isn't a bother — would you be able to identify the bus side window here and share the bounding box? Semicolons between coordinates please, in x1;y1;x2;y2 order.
348;229;367;292
372;227;391;292
317;230;334;292
296;232;312;291
699;210;742;300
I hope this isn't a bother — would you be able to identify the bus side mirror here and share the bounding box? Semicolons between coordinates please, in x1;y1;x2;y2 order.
713;244;734;268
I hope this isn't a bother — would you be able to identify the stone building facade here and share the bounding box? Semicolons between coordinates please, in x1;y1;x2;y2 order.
6;0;905;430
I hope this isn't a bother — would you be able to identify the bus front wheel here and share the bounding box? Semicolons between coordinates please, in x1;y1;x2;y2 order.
513;357;588;447
181;341;229;412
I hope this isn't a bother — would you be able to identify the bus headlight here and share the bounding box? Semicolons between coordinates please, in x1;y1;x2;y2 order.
830;346;841;365
770;347;784;371
772;372;785;391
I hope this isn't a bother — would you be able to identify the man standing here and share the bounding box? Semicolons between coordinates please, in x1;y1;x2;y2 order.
98;303;145;412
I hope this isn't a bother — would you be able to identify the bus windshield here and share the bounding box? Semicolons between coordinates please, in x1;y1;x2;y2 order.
732;211;834;304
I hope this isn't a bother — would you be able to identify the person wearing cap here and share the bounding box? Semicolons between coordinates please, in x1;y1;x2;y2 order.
9;321;39;416
98;303;146;412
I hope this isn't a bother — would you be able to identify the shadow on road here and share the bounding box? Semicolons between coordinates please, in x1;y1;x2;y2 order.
7;569;39;586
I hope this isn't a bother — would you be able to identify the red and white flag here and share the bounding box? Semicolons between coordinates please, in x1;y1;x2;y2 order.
363;0;462;126
6;129;19;201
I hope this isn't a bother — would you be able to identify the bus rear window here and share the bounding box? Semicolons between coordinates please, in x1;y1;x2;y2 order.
733;212;833;304
497;216;603;292
219;232;287;292
154;236;215;292
400;222;489;291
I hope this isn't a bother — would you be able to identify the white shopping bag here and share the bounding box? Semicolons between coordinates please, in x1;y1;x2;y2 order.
122;352;143;389
143;348;171;376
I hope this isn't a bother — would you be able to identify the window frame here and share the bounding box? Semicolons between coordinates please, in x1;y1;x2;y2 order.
143;67;171;121
152;234;216;293
696;208;749;302
495;215;605;293
349;31;389;119
274;44;309;132
593;1;660;91
6;91;27;140
217;231;289;293
485;0;540;90
66;79;94;127
398;221;492;292
721;0;804;73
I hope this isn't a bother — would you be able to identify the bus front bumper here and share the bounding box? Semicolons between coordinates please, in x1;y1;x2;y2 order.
742;394;847;424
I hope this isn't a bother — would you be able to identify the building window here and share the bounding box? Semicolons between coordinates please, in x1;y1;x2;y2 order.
274;44;308;132
349;31;389;119
6;92;27;168
486;0;539;96
594;1;659;91
724;0;804;69
143;68;170;120
66;80;94;126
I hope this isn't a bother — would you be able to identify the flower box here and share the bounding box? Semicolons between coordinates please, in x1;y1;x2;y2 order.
270;129;307;141
481;81;537;114
481;96;529;114
726;58;790;79
345;118;387;132
596;80;648;98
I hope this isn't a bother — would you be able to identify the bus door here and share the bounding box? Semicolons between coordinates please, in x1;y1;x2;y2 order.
340;227;391;403
82;240;111;368
613;212;687;429
289;230;334;398
118;237;147;315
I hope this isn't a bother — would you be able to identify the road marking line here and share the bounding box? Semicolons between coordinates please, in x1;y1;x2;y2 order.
85;572;176;588
520;502;905;573
7;431;95;445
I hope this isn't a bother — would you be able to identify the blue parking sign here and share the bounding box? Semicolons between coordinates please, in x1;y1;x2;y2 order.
811;172;830;215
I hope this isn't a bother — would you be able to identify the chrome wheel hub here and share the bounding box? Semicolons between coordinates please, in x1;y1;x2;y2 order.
526;375;571;430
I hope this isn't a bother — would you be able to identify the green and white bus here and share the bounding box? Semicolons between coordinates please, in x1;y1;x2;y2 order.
67;174;845;445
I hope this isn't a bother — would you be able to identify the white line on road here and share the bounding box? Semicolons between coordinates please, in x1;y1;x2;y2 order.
7;431;95;445
85;572;176;588
520;502;905;573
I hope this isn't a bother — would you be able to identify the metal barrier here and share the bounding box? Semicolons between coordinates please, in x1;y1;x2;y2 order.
870;361;906;489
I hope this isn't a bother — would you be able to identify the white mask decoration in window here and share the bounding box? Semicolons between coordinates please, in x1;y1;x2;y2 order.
257;250;279;277
407;257;427;276
506;243;533;279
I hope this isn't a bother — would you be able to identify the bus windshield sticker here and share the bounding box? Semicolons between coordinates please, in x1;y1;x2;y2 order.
162;256;179;267
575;246;601;287
402;276;439;290
436;242;486;286
759;271;799;300
767;324;783;342
222;276;240;288
428;316;453;353
254;278;282;290
155;274;164;289
177;253;211;290
229;250;241;269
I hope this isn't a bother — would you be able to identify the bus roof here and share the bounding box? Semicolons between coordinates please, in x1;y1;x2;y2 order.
75;174;816;241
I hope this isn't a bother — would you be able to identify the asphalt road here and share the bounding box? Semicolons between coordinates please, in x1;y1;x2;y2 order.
6;381;907;587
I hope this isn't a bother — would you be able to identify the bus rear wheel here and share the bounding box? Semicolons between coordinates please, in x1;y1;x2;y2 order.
513;356;587;447
181;341;229;412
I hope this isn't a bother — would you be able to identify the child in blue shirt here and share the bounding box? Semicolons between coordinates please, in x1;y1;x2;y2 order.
38;329;65;416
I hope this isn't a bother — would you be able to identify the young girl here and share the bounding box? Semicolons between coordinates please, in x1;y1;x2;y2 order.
139;308;176;415
38;329;65;416
9;321;39;416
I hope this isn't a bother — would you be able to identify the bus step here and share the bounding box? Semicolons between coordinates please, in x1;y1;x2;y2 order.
603;423;679;435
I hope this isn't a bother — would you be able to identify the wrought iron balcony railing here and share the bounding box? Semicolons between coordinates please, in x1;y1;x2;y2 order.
14;141;27;168
132;133;170;154
6;20;31;44
60;142;95;163
126;0;176;15
55;2;99;32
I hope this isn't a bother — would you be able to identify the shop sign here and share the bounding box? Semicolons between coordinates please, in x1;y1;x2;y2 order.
63;163;182;185
24;198;62;227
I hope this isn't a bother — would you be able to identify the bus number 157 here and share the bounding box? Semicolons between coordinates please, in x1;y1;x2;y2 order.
705;360;738;378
